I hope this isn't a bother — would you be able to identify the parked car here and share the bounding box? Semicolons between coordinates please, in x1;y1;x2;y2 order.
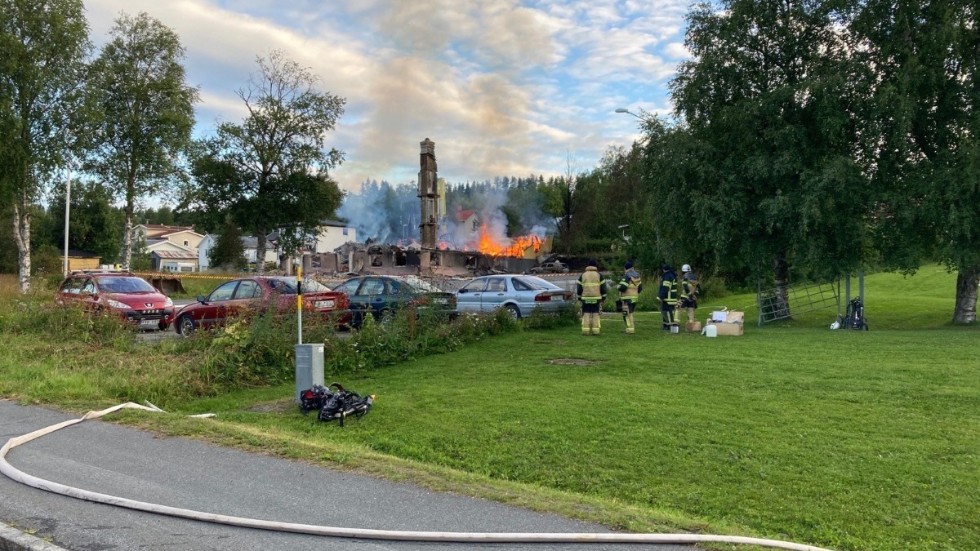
173;276;350;336
528;261;569;274
56;271;175;330
331;275;456;328
456;274;573;319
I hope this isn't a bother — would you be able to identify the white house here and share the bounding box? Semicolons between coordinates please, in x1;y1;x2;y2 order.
312;220;356;254
147;241;199;272
198;234;277;271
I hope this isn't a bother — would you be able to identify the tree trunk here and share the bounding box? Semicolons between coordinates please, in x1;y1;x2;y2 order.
122;178;136;271
256;228;267;274
772;251;791;319
953;266;978;325
12;191;32;294
122;215;133;271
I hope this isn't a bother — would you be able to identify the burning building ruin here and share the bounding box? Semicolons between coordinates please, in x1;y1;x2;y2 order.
312;138;554;277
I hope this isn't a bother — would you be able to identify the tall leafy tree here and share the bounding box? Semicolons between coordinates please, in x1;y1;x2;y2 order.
0;0;90;291
208;215;246;271
668;0;868;314
85;11;197;270
46;180;124;263
187;50;345;272
854;0;979;324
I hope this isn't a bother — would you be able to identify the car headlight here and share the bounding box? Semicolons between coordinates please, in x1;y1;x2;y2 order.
164;297;173;307
105;298;130;310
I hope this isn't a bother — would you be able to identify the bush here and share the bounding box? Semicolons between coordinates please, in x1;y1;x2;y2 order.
0;296;135;346
178;304;577;390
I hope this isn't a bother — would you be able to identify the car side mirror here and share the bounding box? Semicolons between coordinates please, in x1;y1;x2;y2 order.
196;295;206;303
458;289;468;294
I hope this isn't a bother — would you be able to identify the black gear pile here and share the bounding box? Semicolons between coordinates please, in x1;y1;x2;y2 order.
299;382;374;426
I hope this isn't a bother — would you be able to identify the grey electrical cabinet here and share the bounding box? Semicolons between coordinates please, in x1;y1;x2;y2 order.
294;343;324;402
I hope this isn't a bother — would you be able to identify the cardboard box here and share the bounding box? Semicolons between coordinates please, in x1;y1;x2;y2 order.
724;311;744;324
712;322;743;336
711;310;744;323
686;321;702;332
705;310;744;336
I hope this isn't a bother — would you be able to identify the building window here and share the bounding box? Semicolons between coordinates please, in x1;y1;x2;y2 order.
343;228;348;236
183;240;189;246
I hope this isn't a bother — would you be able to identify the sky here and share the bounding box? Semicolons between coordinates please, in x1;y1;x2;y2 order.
83;0;692;196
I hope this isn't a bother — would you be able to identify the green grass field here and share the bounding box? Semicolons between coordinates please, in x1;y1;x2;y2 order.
0;266;977;551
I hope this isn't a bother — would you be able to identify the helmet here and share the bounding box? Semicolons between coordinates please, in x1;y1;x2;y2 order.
624;261;633;270
661;264;672;271
682;264;691;272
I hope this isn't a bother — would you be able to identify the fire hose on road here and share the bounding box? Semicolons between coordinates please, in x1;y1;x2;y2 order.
0;403;835;550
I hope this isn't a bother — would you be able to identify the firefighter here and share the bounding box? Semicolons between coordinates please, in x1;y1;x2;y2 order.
617;260;642;334
679;263;700;324
577;259;607;336
657;264;679;331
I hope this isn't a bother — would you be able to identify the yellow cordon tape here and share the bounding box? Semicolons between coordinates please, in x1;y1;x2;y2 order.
132;272;236;280
0;403;836;550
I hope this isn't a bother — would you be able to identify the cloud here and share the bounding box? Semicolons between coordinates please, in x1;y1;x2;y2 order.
82;0;690;192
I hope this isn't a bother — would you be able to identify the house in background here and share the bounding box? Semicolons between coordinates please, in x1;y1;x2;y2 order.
444;206;479;249
132;224;205;272
132;224;205;251
149;243;199;272
65;249;101;271
312;220;356;253
198;234;278;271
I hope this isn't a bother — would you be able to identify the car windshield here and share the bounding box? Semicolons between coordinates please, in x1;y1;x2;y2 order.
99;276;157;293
513;276;560;291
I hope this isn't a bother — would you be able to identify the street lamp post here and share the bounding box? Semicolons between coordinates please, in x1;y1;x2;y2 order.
62;167;72;277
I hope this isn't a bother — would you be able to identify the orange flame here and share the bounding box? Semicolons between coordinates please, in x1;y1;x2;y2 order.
476;223;542;257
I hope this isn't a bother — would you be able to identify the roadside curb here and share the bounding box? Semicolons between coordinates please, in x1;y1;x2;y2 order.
0;523;67;551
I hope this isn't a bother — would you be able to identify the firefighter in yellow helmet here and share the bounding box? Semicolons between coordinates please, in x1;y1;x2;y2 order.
616;260;642;334
576;259;608;336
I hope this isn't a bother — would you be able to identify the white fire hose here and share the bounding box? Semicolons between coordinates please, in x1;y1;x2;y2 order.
1;403;834;550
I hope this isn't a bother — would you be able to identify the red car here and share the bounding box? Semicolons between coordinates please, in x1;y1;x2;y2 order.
174;276;350;335
56;271;176;331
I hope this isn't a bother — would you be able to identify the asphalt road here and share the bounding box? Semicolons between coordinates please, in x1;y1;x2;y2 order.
0;401;690;551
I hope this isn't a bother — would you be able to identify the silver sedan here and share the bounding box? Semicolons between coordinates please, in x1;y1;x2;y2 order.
455;274;573;319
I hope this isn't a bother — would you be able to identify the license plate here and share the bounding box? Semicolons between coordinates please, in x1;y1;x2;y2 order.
314;300;335;309
139;319;158;327
432;298;447;304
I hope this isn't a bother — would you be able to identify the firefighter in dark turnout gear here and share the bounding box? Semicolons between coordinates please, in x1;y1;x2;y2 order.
577;259;608;336
617;261;642;334
657;264;679;331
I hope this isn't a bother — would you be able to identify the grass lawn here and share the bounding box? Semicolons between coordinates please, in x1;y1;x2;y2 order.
1;267;977;551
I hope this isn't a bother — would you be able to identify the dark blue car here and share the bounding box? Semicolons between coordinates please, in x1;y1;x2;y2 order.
332;275;457;328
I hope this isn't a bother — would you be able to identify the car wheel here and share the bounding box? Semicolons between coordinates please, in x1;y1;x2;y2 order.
177;315;195;336
504;304;521;320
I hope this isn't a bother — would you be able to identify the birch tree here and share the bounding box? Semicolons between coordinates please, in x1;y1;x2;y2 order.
0;0;90;292
85;11;197;270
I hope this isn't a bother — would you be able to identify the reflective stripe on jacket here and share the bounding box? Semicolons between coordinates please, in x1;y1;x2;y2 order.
619;269;641;302
578;267;603;304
